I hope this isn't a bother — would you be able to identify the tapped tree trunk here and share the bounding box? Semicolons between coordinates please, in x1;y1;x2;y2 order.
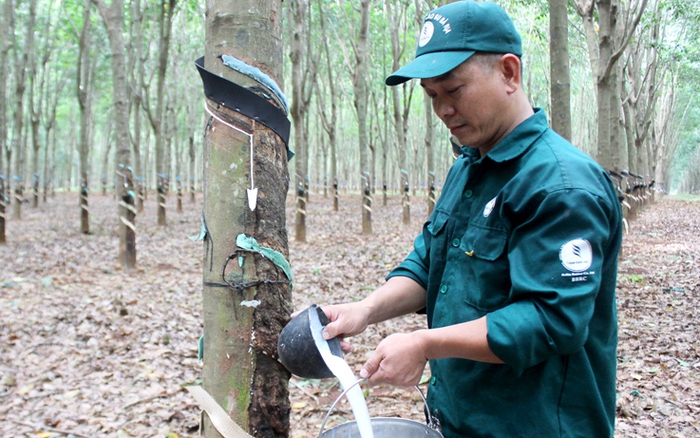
549;0;572;141
292;0;307;240
100;126;112;196
424;95;436;216
576;0;649;171
316;0;339;212
290;0;318;243
94;0;136;269
129;0;145;214
199;1;291;437
353;0;372;235
152;1;176;227
414;1;438;217
0;0;10;244
31;118;40;208
77;0;93;234
386;0;411;225
12;0;37;220
188;110;197;203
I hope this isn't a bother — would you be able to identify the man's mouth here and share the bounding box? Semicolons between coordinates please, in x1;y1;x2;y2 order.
449;124;466;135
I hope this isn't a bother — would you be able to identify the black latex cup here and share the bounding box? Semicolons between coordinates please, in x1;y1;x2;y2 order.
278;304;344;379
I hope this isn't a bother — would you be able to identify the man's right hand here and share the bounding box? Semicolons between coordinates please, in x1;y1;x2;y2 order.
320;302;372;353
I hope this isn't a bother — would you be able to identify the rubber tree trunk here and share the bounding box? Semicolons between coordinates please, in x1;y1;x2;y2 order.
148;0;175;227
415;0;437;217
290;0;317;243
353;0;372;235
77;0;93;235
12;0;36;221
94;0;137;269
549;0;572;141
80;173;90;234
200;1;291;437
31;118;40;208
0;176;5;244
386;0;410;225
317;1;339;212
129;0;145;214
0;0;9;244
189;133;196;203
423;95;436;216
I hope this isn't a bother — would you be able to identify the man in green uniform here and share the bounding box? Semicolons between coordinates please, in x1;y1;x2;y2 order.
320;1;622;436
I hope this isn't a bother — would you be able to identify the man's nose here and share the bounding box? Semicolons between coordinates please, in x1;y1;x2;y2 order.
434;98;455;120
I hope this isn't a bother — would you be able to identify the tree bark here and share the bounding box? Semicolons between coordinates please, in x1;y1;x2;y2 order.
415;0;436;216
290;0;318;242
0;0;11;243
93;0;137;269
549;0;572;141
77;0;93;234
129;0;146;213
11;0;37;220
143;0;176;226
316;0;339;212
576;0;649;171
290;0;308;242
100;120;113;196
200;1;291;437
189;129;196;203
353;0;372;234
386;0;411;225
42;66;61;205
30;78;40;209
186;81;198;204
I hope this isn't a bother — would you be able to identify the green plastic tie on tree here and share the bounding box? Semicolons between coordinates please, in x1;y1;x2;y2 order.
236;233;293;290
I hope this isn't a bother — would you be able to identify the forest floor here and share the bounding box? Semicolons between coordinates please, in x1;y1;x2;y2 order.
0;190;699;438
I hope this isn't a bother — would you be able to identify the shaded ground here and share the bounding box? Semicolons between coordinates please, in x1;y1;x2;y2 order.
0;191;698;437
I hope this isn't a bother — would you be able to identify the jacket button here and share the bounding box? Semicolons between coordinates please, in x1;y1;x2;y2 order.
439;285;448;294
464;189;473;198
430;376;437;385
452;238;460;247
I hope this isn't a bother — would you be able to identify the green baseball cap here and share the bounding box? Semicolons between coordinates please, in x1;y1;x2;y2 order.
386;1;522;86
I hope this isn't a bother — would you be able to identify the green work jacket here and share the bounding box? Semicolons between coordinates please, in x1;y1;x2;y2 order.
388;109;622;437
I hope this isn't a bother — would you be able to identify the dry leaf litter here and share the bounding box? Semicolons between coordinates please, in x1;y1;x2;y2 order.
0;191;698;437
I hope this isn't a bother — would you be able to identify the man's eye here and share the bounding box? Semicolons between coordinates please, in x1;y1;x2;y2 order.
447;86;461;94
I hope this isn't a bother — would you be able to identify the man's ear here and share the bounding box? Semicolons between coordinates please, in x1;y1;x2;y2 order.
499;54;522;94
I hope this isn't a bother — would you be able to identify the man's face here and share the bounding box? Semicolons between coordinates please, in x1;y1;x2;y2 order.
421;56;511;156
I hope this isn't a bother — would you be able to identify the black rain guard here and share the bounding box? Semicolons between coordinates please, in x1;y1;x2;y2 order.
195;56;291;151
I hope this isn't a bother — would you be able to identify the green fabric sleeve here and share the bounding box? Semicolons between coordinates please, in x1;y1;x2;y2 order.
487;188;615;375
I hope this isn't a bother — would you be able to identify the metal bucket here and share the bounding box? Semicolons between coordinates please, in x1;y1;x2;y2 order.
318;381;443;438
319;417;443;438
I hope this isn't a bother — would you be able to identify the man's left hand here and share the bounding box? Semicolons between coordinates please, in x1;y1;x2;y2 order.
360;332;428;387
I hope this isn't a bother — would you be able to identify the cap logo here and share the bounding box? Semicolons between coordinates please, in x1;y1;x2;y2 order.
425;12;452;34
559;239;593;273
419;21;435;47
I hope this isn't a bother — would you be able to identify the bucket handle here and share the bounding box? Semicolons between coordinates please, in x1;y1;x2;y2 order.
317;380;441;437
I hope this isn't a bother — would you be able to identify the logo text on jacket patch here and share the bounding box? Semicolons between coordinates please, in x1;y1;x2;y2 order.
559;239;595;282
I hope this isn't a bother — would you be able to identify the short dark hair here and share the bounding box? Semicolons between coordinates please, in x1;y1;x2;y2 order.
470;52;523;76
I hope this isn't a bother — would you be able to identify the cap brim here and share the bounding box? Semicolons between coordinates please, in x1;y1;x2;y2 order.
385;50;475;86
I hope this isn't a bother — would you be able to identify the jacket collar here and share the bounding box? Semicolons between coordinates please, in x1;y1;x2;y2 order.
460;108;548;163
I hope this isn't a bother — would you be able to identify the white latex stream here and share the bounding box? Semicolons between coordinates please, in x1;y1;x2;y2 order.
310;310;374;438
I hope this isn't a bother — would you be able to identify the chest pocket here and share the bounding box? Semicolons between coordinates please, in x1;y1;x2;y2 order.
427;210;449;236
459;224;511;312
462;224;507;260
